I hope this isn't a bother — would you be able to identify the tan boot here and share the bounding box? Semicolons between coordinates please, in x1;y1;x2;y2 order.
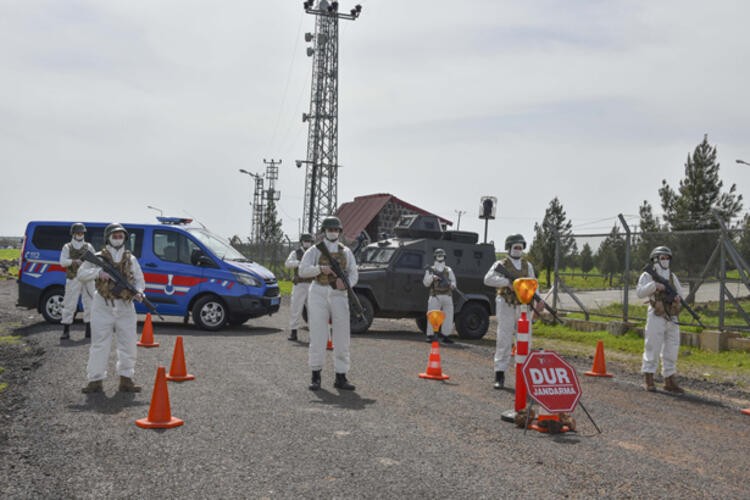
664;375;684;394
644;373;656;392
81;380;103;394
118;376;142;393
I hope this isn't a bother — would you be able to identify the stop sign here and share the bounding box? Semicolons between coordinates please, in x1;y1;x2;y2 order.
521;350;581;413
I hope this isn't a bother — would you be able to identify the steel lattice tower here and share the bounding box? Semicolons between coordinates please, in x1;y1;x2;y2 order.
299;0;362;234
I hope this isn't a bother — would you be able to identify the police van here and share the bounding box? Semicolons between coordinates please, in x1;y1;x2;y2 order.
17;218;280;331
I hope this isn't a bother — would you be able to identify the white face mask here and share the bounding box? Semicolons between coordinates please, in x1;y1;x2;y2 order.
658;257;670;270
325;230;339;242
73;234;84;242
435;255;445;262
510;247;523;259
109;235;125;249
302;241;312;249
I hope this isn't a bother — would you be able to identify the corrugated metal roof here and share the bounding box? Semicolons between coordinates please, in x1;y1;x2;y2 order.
335;193;452;242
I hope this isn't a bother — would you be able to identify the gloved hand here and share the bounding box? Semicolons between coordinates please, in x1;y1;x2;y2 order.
73;259;82;265
98;271;112;281
134;293;144;303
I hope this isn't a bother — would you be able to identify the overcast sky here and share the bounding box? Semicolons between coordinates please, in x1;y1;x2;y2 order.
3;0;750;248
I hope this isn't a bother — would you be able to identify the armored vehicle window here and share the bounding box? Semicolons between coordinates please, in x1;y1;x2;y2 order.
361;247;395;264
453;249;463;258
395;251;422;269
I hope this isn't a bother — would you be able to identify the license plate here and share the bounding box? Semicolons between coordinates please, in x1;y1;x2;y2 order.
271;297;280;306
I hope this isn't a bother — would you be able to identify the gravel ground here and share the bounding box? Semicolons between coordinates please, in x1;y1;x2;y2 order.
2;279;750;499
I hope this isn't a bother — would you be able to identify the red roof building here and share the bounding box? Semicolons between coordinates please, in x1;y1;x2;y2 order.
335;193;452;243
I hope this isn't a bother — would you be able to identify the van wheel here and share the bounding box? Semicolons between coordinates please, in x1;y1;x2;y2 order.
192;295;227;331
415;316;427;334
455;302;489;340
350;294;374;334
41;287;65;324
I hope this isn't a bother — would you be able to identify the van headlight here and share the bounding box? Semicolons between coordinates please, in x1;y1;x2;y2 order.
233;272;261;287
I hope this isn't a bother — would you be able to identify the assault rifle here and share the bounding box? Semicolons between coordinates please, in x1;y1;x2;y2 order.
429;267;467;303
316;243;366;321
641;264;705;328
493;261;563;324
82;250;163;320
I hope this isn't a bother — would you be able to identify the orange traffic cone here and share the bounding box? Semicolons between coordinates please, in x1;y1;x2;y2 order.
137;313;159;348
585;340;613;377
167;336;195;382
419;341;450;380
135;366;184;429
326;317;333;350
742;407;750;416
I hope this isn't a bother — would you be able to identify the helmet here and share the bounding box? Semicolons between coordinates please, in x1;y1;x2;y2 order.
70;222;87;235
104;223;128;240
300;233;314;242
433;248;446;258
505;234;526;251
320;216;342;231
649;246;672;260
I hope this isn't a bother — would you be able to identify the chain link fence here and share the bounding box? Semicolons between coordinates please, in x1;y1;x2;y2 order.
544;218;750;333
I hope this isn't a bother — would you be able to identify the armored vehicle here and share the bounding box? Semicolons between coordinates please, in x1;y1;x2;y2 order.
350;214;497;339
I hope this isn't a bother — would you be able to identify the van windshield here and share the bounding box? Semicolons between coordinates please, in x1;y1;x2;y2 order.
188;229;250;262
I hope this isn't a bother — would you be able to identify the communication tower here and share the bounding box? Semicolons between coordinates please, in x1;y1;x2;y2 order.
297;0;362;234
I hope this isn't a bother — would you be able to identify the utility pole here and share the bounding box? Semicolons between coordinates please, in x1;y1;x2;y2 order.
263;158;282;205
454;210;466;230
239;169;265;243
297;0;362;234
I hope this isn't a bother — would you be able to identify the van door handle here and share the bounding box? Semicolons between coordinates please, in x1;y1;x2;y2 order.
144;262;158;268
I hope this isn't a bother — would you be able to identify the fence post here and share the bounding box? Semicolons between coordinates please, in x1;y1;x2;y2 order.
552;226;560;310
618;214;631;323
719;230;726;332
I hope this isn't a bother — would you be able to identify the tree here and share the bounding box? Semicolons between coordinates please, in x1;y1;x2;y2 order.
633;200;665;266
529;197;577;288
260;191;284;244
739;213;750;263
580;243;594;275
596;224;625;286
658;134;743;296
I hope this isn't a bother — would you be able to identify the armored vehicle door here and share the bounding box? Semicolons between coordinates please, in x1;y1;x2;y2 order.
386;249;428;312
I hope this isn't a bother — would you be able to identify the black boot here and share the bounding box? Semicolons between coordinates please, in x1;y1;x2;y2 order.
309;370;321;391
288;329;298;341
334;372;355;391
494;371;505;390
60;324;70;340
439;334;454;344
85;323;91;339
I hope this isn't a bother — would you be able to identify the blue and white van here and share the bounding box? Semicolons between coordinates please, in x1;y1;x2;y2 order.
16;218;280;331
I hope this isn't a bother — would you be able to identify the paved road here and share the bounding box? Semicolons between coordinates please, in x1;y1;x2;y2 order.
2;299;750;498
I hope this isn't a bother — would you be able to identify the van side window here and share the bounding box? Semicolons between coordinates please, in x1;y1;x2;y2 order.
395;251;422;269
154;230;200;265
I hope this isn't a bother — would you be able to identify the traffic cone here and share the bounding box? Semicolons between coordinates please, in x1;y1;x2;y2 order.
135;366;184;429
584;340;613;377
326;318;333;350
419;341;449;380
742;407;750;416
167;336;195;382
137;313;159;348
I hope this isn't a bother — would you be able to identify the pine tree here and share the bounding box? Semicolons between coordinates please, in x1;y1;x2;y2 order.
596;224;625;287
580;243;594;275
739;214;750;263
634;200;665;266
658;134;743;293
529;197;577;287
260;191;284;244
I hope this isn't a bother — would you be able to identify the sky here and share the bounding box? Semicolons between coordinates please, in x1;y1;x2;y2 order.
3;0;750;249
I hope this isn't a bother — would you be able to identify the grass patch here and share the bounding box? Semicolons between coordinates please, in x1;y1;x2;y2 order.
0;335;21;345
278;280;293;297
533;322;750;379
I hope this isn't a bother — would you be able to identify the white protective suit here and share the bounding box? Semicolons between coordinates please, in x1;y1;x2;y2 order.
483;257;536;372
298;240;358;374
422;262;457;337
59;238;96;325
636;263;684;377
77;245;145;382
285;247;312;332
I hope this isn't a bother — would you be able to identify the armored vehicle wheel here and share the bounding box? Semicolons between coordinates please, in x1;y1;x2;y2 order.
455;301;489;339
41;286;65;323
192;295;227;331
415;316;427;334
350;294;374;334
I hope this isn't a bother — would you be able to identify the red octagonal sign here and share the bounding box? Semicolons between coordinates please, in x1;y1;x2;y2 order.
521;350;582;413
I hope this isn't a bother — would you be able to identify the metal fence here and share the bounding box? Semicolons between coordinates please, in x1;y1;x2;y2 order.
233;239;297;282
544;215;750;333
